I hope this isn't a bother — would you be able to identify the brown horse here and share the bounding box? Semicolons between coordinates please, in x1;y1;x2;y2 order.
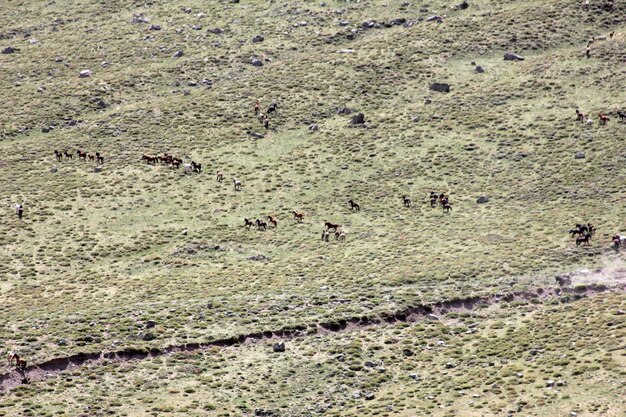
64;150;73;160
54;150;63;161
95;152;104;164
8;352;26;371
76;150;87;160
256;219;267;231
349;199;360;211
293;211;305;222
267;216;278;228
244;218;254;229
576;234;591;246
325;222;341;232
598;113;610;125
443;203;452;213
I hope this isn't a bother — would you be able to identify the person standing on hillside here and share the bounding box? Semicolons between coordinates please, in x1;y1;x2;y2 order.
15;203;23;220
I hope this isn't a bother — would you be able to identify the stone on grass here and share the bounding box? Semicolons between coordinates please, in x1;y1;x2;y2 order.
430;82;451;93
49;166;58;173
252;35;264;43
250;57;263;67
150;24;161;30
365;393;375;400
248;131;265;139
309;123;319;131
79;69;92;78
546;380;555;387
173;50;184;58
475;65;484;73
146;320;157;328
574;151;585;159
338;49;354;53
504;52;524;61
476;195;489;204
93;166;103;173
351;112;365;124
2;46;16;54
272;342;285;352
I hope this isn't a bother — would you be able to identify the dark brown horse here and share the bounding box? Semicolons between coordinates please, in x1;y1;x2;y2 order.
402;195;411;207
293;211;305;222
325;222;341;232
349;199;360;211
244;218;254;229
77;150;87;160
576;234;591;246
256;219;267;231
267;216;278;228
443;203;452;213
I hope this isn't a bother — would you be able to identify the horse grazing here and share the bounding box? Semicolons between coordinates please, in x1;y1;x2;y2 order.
555;275;572;287
216;171;224;182
76;150;87;160
244;218;254;229
293;211;305;222
402;195;411;207
267;103;277;114
321;230;330;242
256;219;267;231
8;352;27;371
54;150;63;161
430;192;438;208
64;150;73;160
191;161;202;173
443;203;452;213
576;233;591;246
349;199;360;211
325;222;341;232
575;109;585;122
233;179;242;191
598;113;609;125
95;152;104;164
267;216;278;228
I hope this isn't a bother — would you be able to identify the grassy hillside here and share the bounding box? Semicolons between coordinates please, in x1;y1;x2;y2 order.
0;0;625;415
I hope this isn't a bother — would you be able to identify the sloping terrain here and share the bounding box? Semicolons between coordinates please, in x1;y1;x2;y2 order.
0;0;625;415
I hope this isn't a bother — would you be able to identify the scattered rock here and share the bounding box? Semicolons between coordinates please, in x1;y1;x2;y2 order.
272;342;285;352
556;380;567;387
28;39;39;45
338;49;354;53
445;362;455;369
145;320;157;329
616;310;625;315
362;21;377;29
475;65;484;73
79;69;92;78
208;28;224;34
250;57;263;67
476;195;489;204
426;15;443;23
141;332;155;341
2;46;16;54
339;20;350;26
411;115;420;122
173;50;184;58
191;25;202;30
352;391;361;399
403;349;414;357
430;82;451;93
424;97;432;104
200;79;212;86
149;24;161;31
181;230;188;235
337;107;353;115
187;81;198;87
546;380;556;387
42;126;52;133
364;361;376;367
504;52;524;61
309;123;319;131
249;255;269;261
365;393;375;400
131;14;150;24
390;18;407;26
252;35;264;43
574;151;585;159
57;339;68;346
426;314;439;320
409;373;420;380
351;112;365;124
94;166;103;173
247;131;265;139
94;99;107;109
49;166;58;173
458;1;469;10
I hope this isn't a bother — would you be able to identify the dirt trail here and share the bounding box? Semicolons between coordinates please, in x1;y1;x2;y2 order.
1;282;623;392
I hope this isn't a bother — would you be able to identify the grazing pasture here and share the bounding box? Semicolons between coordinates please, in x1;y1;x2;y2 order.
0;0;625;415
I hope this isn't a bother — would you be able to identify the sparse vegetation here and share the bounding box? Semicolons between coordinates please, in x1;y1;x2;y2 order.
1;0;625;415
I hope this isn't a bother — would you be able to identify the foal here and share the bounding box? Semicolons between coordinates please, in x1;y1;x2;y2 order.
233;179;242;191
443;203;452;213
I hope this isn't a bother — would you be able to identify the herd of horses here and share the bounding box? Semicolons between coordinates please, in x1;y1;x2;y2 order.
569;223;596;246
141;153;202;173
54;149;104;164
575;109;626;125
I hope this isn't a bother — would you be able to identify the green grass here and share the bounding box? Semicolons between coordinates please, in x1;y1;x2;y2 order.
0;0;625;415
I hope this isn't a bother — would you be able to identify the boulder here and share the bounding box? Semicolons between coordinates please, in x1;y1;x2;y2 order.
426;314;439;320
309;123;319;131
351;112;365;124
272;342;285;352
476;195;489;204
94;99;107;109
208;28;224;34
475;65;484;73
390;18;407;26
426;15;443;23
430;82;451;93
337;107;353;115
79;69;92;78
149;24;161;30
338;49;354;53
250;57;263;67
365;393;375;400
145;320;157;328
248;131;265;139
94;166;103;173
173;50;184;58
458;1;469;10
504;52;524;61
574;151;585;159
1;46;15;54
546;380;556;387
252;35;264;43
49;166;58;173
141;332;155;341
